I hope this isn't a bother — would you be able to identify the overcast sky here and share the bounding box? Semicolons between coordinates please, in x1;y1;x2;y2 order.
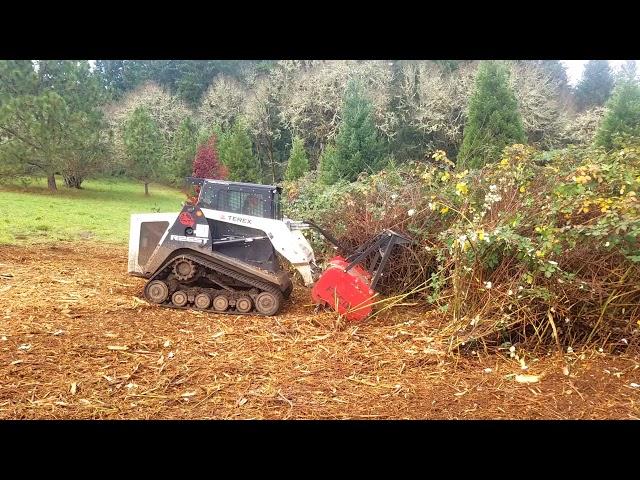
562;60;638;86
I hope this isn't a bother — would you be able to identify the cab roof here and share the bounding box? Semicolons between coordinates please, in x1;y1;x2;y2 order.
187;177;281;193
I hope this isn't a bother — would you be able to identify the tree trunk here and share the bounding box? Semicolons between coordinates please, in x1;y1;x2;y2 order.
268;136;276;183
144;182;149;196
63;174;83;189
47;173;57;192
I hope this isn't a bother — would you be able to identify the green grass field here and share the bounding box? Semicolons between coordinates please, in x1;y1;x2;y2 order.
0;177;185;245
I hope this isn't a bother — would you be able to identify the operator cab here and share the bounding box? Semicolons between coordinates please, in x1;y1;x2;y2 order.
189;178;282;220
187;178;283;273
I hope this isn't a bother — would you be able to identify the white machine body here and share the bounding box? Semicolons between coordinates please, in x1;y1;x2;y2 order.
128;209;316;286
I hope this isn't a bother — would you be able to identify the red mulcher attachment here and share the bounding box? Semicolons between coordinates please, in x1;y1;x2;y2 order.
311;230;411;321
311;256;376;321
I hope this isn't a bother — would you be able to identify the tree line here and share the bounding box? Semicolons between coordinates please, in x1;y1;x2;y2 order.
0;60;638;194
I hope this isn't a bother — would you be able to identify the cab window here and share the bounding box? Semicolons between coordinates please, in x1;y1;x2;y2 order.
218;190;270;218
198;182;217;209
198;183;275;219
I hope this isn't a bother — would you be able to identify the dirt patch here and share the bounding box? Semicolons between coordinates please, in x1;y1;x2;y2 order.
0;242;639;419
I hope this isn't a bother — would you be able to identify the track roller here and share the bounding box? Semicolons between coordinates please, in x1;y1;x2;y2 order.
235;295;253;313
213;295;229;311
172;290;189;307
194;293;211;309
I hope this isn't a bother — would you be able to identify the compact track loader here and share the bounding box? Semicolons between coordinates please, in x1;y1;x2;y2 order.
128;178;409;321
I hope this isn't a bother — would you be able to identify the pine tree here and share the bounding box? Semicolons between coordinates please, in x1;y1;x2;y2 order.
284;136;309;181
218;120;261;183
332;80;383;182
458;61;526;169
0;60;108;190
42;61;108;189
192;133;228;179
575;60;614;111
123;106;163;195
594;79;640;149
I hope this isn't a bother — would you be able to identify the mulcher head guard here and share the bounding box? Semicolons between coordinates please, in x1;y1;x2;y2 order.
311;230;411;321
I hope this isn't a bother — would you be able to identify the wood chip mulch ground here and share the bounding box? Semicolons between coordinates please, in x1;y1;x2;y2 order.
0;242;639;419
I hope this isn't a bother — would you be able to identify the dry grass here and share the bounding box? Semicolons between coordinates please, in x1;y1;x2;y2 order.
1;242;639;419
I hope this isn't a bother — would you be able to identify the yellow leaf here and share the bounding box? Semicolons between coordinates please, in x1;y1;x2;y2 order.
455;182;469;195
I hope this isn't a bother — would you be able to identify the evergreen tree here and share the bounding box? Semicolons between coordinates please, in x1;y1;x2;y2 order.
594;79;640;149
284;136;309;181
95;60;253;105
123;106;163;195
387;60;425;162
458;61;526;169
95;60;126;99
317;144;338;185
575;60;614;111
218;120;261;183
619;61;638;82
192;133;228;180
0;60;108;190
38;60;109;188
332;80;383;182
166;116;199;183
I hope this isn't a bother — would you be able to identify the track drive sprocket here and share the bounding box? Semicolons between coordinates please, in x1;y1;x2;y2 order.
172;258;197;281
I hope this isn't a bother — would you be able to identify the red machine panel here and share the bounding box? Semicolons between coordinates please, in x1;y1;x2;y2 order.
311;256;376;322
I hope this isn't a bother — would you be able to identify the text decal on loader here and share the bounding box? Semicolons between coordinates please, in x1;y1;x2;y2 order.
170;235;208;244
217;212;253;225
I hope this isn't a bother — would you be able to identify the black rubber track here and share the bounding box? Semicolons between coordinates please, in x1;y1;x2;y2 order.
144;252;285;316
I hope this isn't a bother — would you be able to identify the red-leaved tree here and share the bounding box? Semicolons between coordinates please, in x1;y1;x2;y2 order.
192;133;228;180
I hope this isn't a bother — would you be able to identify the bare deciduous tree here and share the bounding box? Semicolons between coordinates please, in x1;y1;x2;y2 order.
104;82;192;168
396;61;477;154
507;61;564;148
244;76;283;182
397;61;567;155
559;107;606;146
197;75;247;131
279;60;396;162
